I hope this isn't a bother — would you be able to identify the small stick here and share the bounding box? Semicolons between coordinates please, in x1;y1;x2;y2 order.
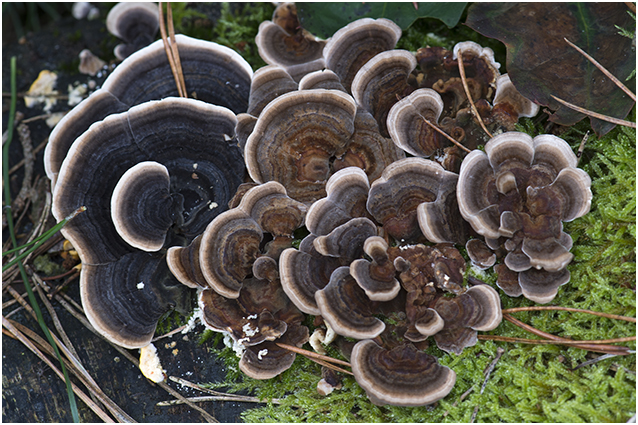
457;49;493;139
478;334;635;346
551;95;636;128
571;353;618;371
309;357;354;376
502;306;636;323
576;131;589;165
158;2;187;98
564;38;635;102
422;117;472;153
470;405;479;423
481;347;505;394
152;324;188;342
9;137;48;175
170;376;281;404
166;4;187;96
157;395;274;407
275;342;352;368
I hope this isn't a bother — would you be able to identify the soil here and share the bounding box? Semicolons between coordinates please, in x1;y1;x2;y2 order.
2;3;254;422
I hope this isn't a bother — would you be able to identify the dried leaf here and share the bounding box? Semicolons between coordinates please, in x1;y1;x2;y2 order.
466;3;636;136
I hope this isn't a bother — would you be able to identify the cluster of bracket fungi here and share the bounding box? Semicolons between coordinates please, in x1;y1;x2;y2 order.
48;3;592;407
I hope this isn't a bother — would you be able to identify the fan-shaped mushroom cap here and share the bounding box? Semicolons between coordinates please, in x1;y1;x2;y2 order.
485;132;535;173
315;267;385;340
107;2;159;60
452;41;500;71
387;88;445;157
45;35;252;188
367;158;460;242
80;253;189;349
518;268;570;304
166;235;207;289
456;150;500;239
464;285;502;331
491;74;539;129
298;69;346;92
336;109;406;183
247;65;298;117
495;263;522;297
244;89;357;203
351;49;417;136
466;239;497;270
235;113;258;151
279;239;341;315
351;340;456;407
239;323;309;379
350;236;400;301
323;18;402;93
547;167;593;221
53;98;244;265
305;167;370;236
531;134;577;176
414;308;445;337
255;3;326;81
110;161;179;252
313;217;377;260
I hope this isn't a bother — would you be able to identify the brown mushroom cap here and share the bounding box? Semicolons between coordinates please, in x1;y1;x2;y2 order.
198;208;262;299
279;239;341;315
247;65;298;117
351;49;417;136
350;236;400;301
518;267;570;304
466;239;497;270
298;69;347;92
464;285;503;331
110;161;178;252
414;308;445;337
367;157;457;242
239;323;309;379
335;109;406;183
313;217;378;260
106;2;159;60
315;266;386;339
351;339;456;407
386;88;445;157
456;149;500;239
244;89;357;203
495;263;523;297
491;74;539;129
323;18;402;93
166;235;207;289
485;131;535;173
235;113;258;151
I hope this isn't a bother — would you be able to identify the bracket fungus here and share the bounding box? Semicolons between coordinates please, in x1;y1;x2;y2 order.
255;2;326;81
351;339;456;407
52;97;245;348
107;2;160;60
323;18;402;93
457;132;592;303
45;34;252;188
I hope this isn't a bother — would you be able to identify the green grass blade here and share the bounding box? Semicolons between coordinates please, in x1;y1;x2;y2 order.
3;56;80;423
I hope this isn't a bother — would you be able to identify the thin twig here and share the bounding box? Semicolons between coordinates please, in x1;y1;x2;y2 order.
551;95;636;128
151;324;188;342
502;306;636;323
457;49;493;138
470;405;479;423
502;314;631;355
480;347;505;394
9;137;48;175
422;117;472;153
158;2;187;98
564;37;635;102
478;334;636;346
170;376;281;404
576;130;589;165
275;342;352;368
166;3;187;96
571;353;619;371
156;395;274;407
